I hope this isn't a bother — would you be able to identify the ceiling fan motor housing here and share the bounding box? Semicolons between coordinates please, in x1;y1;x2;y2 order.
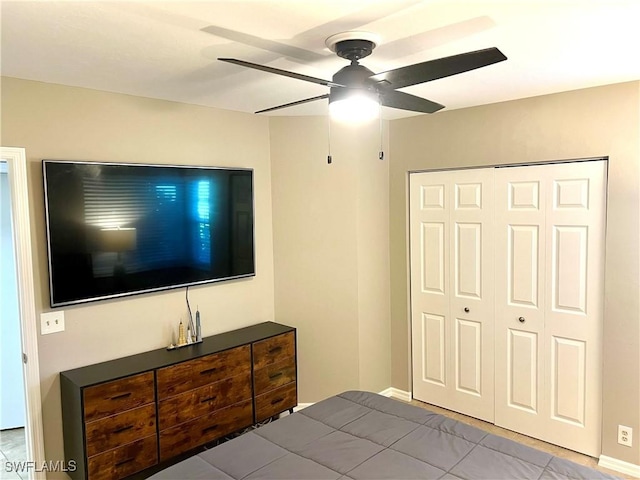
330;63;379;104
332;63;375;87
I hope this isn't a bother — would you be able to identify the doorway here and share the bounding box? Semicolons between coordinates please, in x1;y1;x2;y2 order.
0;147;45;480
1;160;27;468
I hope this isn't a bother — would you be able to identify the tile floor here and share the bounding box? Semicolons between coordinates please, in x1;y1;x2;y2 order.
410;399;634;479
0;428;26;480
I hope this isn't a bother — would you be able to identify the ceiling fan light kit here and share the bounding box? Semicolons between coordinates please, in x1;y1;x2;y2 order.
329;90;380;124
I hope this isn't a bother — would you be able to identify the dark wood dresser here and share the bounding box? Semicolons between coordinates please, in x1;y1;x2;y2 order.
60;322;297;480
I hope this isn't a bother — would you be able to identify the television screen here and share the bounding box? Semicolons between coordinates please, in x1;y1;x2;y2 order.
43;160;255;307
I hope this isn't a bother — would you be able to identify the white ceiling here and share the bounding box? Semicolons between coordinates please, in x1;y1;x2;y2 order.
2;1;639;119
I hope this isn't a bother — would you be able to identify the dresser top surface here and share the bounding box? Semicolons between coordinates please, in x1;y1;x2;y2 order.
60;322;295;388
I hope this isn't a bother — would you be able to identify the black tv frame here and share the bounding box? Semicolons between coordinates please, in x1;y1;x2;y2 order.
43;160;256;307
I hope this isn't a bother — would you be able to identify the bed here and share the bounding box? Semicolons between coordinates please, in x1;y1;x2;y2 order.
149;390;620;479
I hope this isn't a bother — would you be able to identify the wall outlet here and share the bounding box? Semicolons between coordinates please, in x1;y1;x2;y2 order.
618;425;633;447
41;311;65;334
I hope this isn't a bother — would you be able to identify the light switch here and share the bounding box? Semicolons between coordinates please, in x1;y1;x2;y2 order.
41;311;65;334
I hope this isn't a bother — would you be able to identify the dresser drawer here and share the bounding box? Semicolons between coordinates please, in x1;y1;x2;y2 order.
85;403;156;457
254;382;297;422
158;371;251;430
254;357;296;395
159;399;253;461
252;332;295;370
87;434;157;480
157;345;251;400
83;372;154;422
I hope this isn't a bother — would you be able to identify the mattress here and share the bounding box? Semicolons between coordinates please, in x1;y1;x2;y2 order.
149;390;620;479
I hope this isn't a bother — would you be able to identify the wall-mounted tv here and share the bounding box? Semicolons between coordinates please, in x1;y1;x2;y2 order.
43;160;255;307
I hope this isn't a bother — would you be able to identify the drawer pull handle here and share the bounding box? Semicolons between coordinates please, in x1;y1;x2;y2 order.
201;395;218;403
200;367;218;376
269;372;283;380
268;346;283;354
113;425;133;434
110;392;132;401
202;424;219;434
115;457;135;467
270;397;284;405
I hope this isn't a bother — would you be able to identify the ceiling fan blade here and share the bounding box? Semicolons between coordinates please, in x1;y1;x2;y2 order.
205;2;422;64
380;90;444;114
219;58;344;88
374;16;495;58
297;0;422;43
369;47;507;89
255;94;330;114
203;26;325;63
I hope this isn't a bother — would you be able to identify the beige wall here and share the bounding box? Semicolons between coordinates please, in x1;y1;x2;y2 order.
269;116;391;401
1;77;275;477
389;81;640;464
2;75;638;472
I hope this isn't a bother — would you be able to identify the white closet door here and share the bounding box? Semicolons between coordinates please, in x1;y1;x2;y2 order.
494;167;547;439
410;170;450;409
495;161;606;456
410;168;495;422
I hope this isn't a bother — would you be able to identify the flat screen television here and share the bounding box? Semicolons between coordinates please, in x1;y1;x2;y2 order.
43;160;255;307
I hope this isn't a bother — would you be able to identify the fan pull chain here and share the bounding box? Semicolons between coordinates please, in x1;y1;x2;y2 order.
378;103;384;160
327;114;333;164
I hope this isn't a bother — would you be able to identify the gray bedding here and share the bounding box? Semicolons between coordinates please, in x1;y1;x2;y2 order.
150;391;620;479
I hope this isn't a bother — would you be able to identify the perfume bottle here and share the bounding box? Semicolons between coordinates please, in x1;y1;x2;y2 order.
178;320;186;345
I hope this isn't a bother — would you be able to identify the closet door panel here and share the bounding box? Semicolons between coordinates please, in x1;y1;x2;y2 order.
421;313;446;386
550;336;586;425
410;172;451;406
421;222;446;294
455;318;482;396
495;168;546;438
508;225;539;307
551;226;588;313
454;222;482;299
449;169;494;421
507;329;538;413
542;161;606;456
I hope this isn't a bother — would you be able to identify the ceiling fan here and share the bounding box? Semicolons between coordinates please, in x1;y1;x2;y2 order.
218;32;507;116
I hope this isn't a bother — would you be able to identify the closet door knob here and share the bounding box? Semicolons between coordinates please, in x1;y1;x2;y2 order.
518;316;526;323
464;307;470;313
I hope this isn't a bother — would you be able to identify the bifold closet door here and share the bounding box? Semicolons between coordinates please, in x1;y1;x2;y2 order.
410;168;495;422
494;161;606;457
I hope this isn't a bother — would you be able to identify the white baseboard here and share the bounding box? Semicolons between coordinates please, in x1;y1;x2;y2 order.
378;388;412;403
293;403;313;412
292;388;411;416
599;455;640;478
278;403;312;417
